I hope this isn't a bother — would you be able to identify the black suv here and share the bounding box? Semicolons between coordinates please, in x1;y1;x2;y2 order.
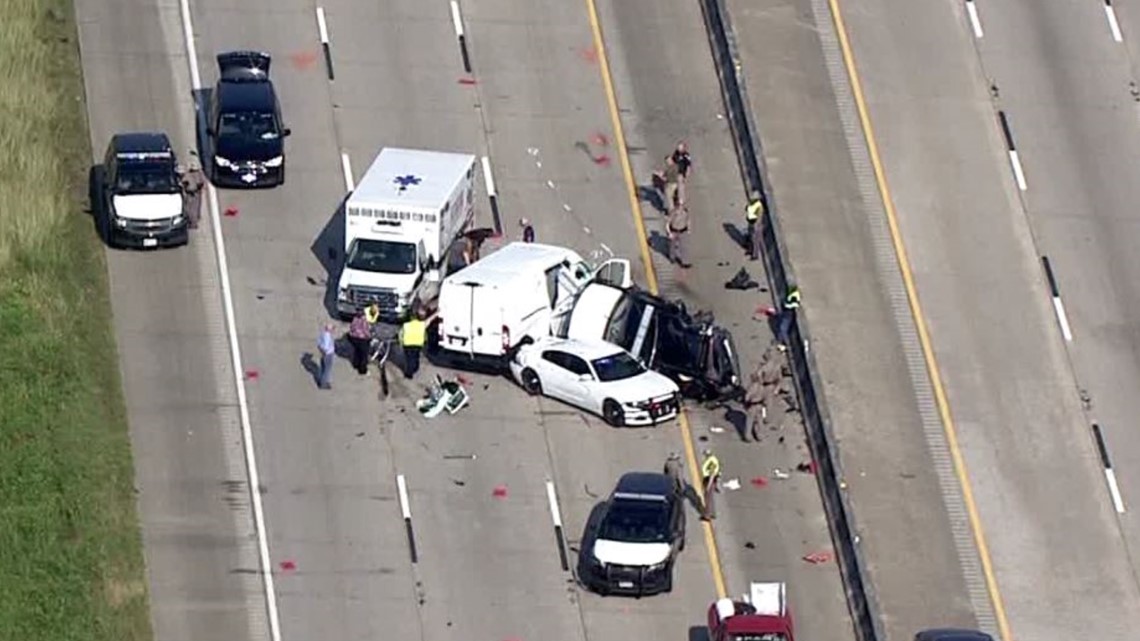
98;132;188;248
579;472;685;596
565;283;743;401
207;51;290;187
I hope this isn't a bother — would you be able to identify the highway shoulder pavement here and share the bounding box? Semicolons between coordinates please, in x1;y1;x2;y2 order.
725;0;980;637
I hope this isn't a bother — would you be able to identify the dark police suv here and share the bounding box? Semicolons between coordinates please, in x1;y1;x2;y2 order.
99;132;188;249
579;472;685;596
207;51;290;187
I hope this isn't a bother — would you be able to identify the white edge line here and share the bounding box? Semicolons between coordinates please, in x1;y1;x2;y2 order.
545;480;563;528
397;474;412;520
450;0;465;38
481;155;497;197
966;0;984;39
1106;469;1126;513
1008;149;1028;191
316;7;330;45
340;152;354;192
1052;296;1073;341
1106;5;1124;43
177;1;282;640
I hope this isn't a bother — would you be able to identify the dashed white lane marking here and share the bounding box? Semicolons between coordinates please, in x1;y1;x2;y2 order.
1051;296;1073;342
1107;469;1127;513
1105;2;1124;43
450;0;465;38
544;480;563;528
340;152;354;192
176;1;282;640
966;0;984;39
316;7;330;44
396;474;412;520
1008;149;1028;191
481;155;497;197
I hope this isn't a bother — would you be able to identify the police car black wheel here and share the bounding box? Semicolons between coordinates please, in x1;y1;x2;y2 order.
602;400;624;427
520;368;542;396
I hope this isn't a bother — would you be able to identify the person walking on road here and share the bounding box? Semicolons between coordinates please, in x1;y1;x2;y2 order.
664;452;685;496
745;190;765;261
777;285;801;346
399;309;428;380
520;218;536;243
178;156;206;229
672;141;693;181
347;311;371;375
659;154;682;212
667;204;692;268
700;449;721;521
317;323;336;390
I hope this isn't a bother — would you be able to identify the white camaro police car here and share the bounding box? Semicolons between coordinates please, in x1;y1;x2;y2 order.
510;336;680;426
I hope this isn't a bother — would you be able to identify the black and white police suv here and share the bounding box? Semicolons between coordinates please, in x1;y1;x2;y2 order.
580;472;685;596
99;132;188;249
207;51;290;187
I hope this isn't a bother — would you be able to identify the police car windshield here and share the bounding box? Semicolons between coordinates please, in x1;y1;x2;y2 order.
116;164;179;194
591;351;645;382
347;239;417;274
599;498;670;543
219;111;278;141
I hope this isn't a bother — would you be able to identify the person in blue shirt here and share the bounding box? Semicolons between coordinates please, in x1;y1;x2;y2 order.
317;323;336;389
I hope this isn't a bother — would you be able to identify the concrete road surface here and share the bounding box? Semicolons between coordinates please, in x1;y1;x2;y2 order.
727;0;1140;639
77;0;855;640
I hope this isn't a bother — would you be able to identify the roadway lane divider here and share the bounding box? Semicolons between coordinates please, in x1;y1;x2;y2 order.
451;1;473;74
545;480;571;572
997;111;1028;191
1092;424;1126;513
396;474;419;563
481;156;504;236
316;7;335;81
341;152;355;192
965;0;984;39
1105;1;1124;43
177;1;283;639
1040;256;1073;342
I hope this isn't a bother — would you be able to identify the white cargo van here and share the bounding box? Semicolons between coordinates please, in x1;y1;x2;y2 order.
336;148;476;321
435;242;630;368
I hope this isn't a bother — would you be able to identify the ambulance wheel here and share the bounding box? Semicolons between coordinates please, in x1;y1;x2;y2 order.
520;368;543;396
603;400;625;427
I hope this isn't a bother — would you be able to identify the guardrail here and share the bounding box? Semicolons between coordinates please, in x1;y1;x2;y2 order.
695;1;884;640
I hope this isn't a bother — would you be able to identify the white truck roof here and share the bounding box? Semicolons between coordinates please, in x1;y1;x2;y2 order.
448;242;584;287
351;148;475;212
748;581;788;618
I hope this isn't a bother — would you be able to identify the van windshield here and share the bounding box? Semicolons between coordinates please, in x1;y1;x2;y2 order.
346;239;417;274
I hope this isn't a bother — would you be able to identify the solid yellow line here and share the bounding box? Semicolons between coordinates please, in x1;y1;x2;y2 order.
825;1;1013;639
583;0;728;600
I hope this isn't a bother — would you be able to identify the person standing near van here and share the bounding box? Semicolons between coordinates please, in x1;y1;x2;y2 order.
667;204;692;268
178;156;206;229
399;309;428;379
520;218;536;243
317;323;336;390
347;311;371;375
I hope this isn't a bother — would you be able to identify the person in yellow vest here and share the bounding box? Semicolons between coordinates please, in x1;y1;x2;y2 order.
364;303;381;326
745;190;765;261
777;285;801;346
399;309;428;379
700;449;721;521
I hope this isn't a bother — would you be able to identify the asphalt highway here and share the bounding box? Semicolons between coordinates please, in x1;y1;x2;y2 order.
76;1;855;641
726;0;1140;639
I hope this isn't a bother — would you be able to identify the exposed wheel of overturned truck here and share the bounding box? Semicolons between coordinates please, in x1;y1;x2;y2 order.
602;399;625;427
520;368;543;396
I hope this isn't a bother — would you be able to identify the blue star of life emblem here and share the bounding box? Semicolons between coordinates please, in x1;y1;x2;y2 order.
394;174;422;191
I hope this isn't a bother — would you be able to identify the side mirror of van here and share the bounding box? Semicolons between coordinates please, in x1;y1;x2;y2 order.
282;128;292;137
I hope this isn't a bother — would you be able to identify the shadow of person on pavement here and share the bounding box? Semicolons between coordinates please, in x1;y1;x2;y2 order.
300;352;320;386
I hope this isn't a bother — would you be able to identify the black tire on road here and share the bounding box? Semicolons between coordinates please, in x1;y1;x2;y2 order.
521;368;543;396
602;399;624;427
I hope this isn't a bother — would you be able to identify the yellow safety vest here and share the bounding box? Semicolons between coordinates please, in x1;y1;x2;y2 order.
400;318;427;347
745;199;764;222
365;306;381;325
785;288;801;309
701;454;721;479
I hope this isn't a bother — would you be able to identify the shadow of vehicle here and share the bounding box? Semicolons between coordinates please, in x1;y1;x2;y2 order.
572;499;609;592
309;195;348;319
87;164;110;244
688;625;711;641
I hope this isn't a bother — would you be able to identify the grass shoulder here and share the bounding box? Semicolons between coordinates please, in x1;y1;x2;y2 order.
0;1;151;640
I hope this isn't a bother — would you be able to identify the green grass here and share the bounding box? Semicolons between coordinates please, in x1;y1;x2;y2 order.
0;1;152;640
